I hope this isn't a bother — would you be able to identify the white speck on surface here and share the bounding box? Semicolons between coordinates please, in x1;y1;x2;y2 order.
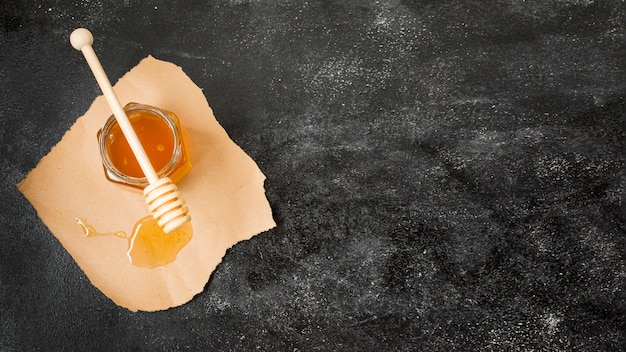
542;312;562;335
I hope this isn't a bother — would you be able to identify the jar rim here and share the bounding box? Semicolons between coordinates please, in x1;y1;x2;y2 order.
97;102;183;187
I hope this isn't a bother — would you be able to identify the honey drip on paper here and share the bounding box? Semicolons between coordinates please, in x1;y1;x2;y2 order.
76;216;193;268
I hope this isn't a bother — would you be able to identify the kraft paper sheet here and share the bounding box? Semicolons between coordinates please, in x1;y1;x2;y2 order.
17;56;276;311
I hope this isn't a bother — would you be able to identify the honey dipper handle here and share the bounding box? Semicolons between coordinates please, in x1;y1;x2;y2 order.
70;28;159;184
70;28;191;233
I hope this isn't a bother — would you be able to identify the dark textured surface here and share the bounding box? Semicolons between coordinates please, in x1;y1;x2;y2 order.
1;1;624;351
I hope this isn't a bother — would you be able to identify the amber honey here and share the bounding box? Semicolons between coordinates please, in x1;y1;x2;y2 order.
107;112;174;178
98;103;191;188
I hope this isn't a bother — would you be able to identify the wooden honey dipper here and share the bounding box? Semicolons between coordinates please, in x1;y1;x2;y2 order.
70;28;191;233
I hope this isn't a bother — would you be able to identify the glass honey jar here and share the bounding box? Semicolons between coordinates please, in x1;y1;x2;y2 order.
97;102;191;188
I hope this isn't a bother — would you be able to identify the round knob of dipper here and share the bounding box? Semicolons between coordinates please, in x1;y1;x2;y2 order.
70;28;94;51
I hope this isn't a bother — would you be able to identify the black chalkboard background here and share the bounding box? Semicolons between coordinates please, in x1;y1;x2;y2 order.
1;1;624;351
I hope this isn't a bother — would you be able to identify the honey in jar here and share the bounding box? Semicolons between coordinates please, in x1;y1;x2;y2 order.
97;102;191;188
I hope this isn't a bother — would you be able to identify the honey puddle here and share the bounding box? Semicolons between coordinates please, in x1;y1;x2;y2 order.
76;216;193;268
